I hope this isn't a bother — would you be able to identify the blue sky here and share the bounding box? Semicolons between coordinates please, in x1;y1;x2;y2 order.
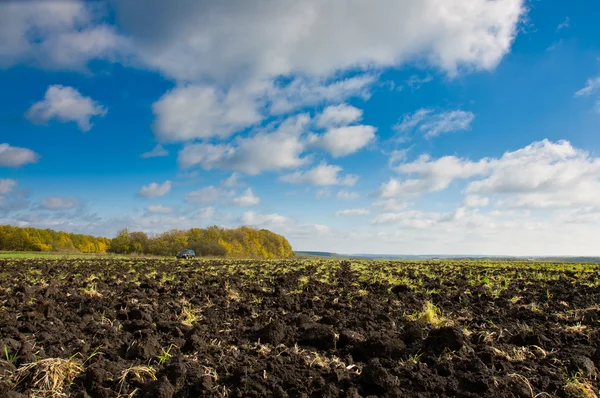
1;0;600;255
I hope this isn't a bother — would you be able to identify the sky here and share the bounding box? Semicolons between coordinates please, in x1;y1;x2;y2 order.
1;0;600;256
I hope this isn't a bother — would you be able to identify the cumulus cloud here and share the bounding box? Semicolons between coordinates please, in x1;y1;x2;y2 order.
280;163;358;186
335;208;370;216
269;75;375;115
378;139;600;210
0;179;17;195
220;173;241;187
0;2;128;69
462;195;490;208
465;139;600;209
0;144;39;167
309;125;376;157
372;199;409;212
6;1;525;151
241;211;291;227
114;0;525;82
146;204;174;214
185;186;232;204
316;188;332;198
316;104;363;128
25;85;107;132
373;154;490;198
152;83;265;142
337;190;360;200
138;181;172;198
231;188;260;207
152;76;374;143
388;148;410;167
371;209;446;227
239;211;332;244
178;115;310;174
141;144;168;159
39;197;79;210
394;108;475;139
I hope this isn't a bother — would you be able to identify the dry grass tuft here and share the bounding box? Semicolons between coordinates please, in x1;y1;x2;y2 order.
226;288;241;302
80;283;102;298
508;373;534;398
179;299;202;326
14;357;84;397
118;365;156;393
410;301;450;327
564;373;598;398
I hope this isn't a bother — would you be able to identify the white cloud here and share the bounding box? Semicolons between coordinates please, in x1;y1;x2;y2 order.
280;163;358;186
152;83;266;142
114;0;525;82
557;17;570;31
239;211;333;243
388;149;410;167
0;2;128;70
394;109;431;134
25;85;107;132
0;144;40;167
337;190;360;200
232;188;260;207
152;76;375;143
138;181;172;198
336;208;370;216
378;139;600;210
146;204;174;214
465;139;600;209
0;179;17;195
141;144;168;159
310;125;376;157
241;211;291;227
185;186;232;204
574;76;600;97
39;197;79;210
269;75;375;114
462;195;490;208
371;210;446;227
221;173;241;187
394;108;475;139
405;74;433;90
575;76;600;112
374;154;490;198
5;1;525;152
316;188;332;198
178;114;309;174
316;104;363;128
185;186;227;203
372;199;409;212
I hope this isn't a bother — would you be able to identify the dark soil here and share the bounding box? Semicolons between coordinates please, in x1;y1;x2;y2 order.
0;258;599;397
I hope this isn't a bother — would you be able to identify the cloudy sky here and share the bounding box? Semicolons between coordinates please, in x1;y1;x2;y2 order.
1;0;600;255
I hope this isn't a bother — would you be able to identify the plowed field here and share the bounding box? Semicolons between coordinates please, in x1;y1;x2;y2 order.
0;258;598;397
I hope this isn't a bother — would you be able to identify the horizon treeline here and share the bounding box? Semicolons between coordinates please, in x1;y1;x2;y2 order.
0;224;295;258
0;225;111;253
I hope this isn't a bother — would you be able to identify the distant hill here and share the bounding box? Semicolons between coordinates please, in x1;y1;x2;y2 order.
294;251;600;262
295;251;348;258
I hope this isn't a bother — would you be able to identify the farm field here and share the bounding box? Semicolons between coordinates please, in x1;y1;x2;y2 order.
0;258;599;397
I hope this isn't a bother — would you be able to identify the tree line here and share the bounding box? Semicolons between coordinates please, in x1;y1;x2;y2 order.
0;225;110;253
0;224;295;258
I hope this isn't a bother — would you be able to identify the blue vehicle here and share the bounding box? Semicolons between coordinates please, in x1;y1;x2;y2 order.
176;249;195;259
